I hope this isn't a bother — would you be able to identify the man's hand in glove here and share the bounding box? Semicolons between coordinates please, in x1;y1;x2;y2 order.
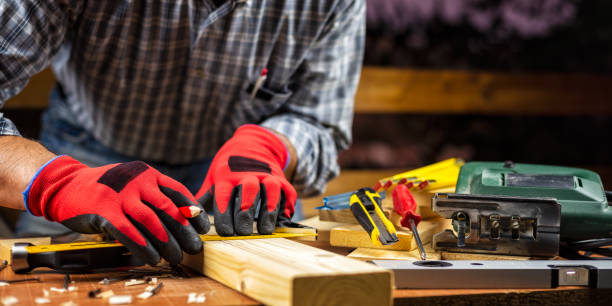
196;124;297;236
24;156;210;265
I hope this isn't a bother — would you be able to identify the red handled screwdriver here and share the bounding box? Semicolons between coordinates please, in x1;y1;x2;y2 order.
392;184;426;260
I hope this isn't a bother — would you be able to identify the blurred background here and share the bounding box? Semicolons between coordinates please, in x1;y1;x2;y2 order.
341;0;612;188
3;0;611;190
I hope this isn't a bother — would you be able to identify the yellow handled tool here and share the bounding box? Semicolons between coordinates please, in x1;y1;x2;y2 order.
350;188;398;246
12;230;317;273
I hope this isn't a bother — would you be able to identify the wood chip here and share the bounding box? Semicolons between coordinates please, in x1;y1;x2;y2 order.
108;295;132;305
50;286;76;293
60;301;77;306
136;292;152;300
124;279;145;287
1;296;18;306
187;293;206;304
98;290;115;299
50;287;66;293
34;297;51;304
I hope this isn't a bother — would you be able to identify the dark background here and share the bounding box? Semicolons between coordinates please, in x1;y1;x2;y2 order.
3;0;612;183
340;0;611;184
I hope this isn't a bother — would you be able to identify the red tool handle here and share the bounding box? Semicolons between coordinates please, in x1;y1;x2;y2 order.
392;184;422;228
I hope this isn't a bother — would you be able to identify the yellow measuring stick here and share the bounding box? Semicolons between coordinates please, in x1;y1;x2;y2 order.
24;232;317;254
375;158;464;191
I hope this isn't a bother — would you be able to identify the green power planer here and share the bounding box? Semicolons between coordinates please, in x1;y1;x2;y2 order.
455;161;609;242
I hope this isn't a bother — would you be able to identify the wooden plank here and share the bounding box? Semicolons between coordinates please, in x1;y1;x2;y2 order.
3;69;55;109
331;225;414;251
298;216;345;243
348;246;441;261
6;67;612;116
355;67;612;115
329;218;450;251
318;208;359;224
0;237;51;264
182;238;392;306
440;252;532;261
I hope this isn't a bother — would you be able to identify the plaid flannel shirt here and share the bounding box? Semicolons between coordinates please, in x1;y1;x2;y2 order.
0;0;365;196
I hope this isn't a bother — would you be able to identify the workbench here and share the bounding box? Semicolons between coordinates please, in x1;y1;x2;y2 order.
0;266;257;305
2;250;612;305
3;170;612;305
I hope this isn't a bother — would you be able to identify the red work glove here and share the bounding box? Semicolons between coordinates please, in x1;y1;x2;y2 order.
24;156;210;265
196;124;297;236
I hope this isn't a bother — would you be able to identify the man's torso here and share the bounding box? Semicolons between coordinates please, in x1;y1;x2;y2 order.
52;0;338;163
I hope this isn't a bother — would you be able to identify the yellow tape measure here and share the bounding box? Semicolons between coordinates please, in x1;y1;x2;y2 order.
24;232;317;254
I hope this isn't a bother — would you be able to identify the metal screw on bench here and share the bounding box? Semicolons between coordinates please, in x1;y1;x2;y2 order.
454;212;468;248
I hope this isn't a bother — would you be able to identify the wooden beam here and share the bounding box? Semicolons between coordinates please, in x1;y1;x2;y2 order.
348;246;441;261
355;67;612;115
441;252;531;261
5;67;612;116
329;218;450;251
182;238;392;306
3;69;55;109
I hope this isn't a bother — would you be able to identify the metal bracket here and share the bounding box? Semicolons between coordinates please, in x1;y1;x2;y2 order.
432;193;561;257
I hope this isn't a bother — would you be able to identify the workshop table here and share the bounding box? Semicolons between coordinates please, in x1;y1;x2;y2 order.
3;248;612;305
0;267;257;305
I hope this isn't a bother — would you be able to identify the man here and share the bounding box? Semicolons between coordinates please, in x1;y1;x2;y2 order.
0;0;364;265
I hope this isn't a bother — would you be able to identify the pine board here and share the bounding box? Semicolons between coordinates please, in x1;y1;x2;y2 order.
182;238;392;306
348;246;441;261
330;218;450;250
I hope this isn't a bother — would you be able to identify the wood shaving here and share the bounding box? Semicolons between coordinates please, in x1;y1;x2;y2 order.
1;296;18;306
124;279;145;287
34;297;51;304
50;286;77;293
50;287;66;293
137;292;152;300
59;301;77;306
108;295;132;305
98;290;115;299
0;282;8;287
187;292;206;303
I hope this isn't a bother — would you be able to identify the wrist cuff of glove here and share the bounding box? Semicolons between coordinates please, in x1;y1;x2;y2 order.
22;155;82;217
237;124;290;171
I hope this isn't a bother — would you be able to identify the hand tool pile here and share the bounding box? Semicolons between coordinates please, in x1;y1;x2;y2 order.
320;158;612;289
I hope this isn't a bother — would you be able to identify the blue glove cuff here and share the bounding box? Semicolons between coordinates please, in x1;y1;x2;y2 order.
22;155;64;215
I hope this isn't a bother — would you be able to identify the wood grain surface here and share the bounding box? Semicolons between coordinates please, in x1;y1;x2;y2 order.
348;245;442;261
355;67;612;115
1;237;610;305
182;238;392;306
0;266;257;305
330;218;450;251
6;67;612;116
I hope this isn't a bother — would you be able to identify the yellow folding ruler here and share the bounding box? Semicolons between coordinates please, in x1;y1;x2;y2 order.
12;230;317;273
